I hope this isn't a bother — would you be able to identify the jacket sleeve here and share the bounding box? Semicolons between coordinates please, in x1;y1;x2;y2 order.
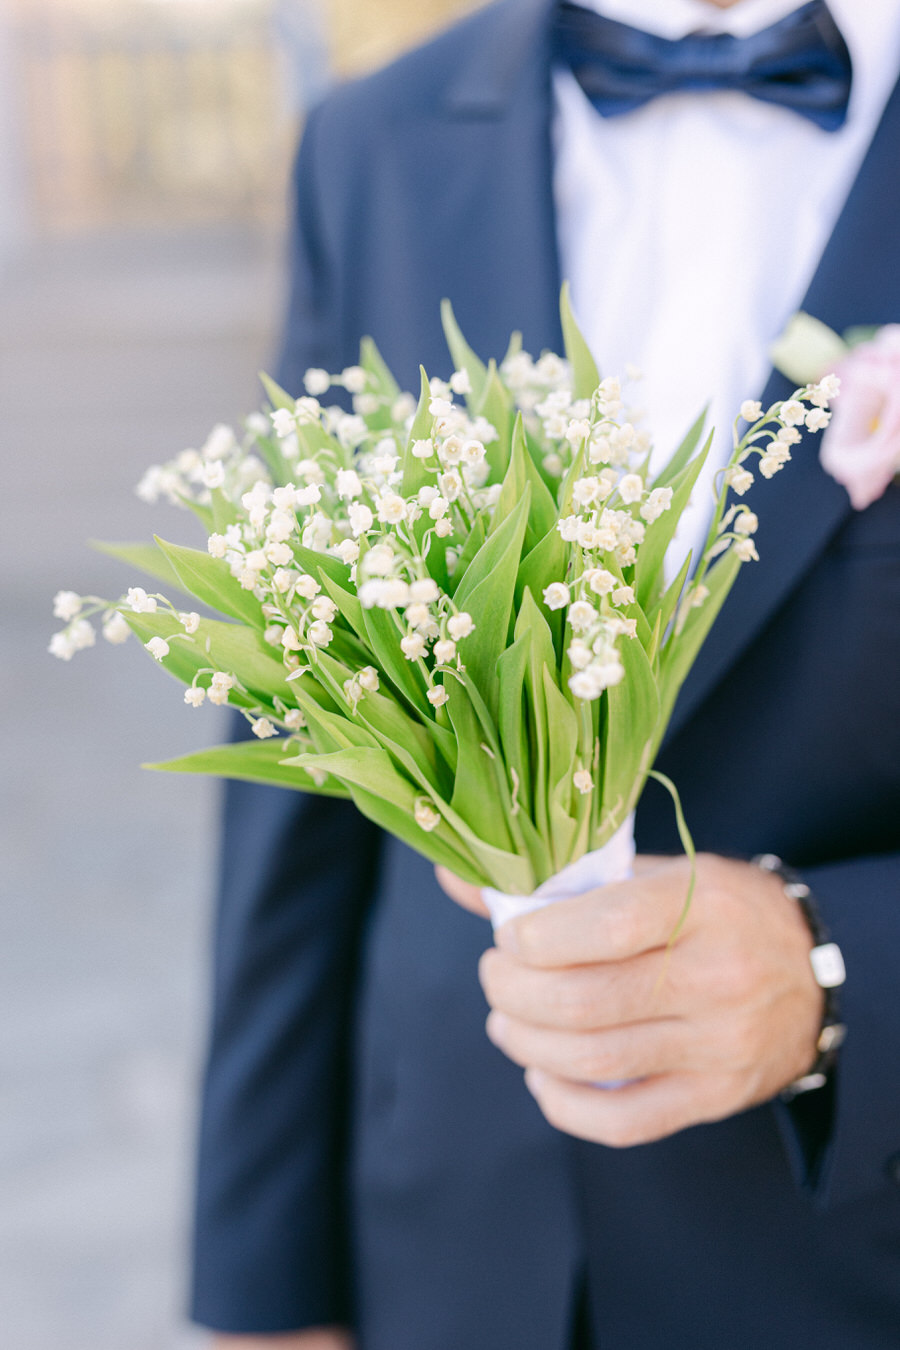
190;107;382;1333
774;850;900;1212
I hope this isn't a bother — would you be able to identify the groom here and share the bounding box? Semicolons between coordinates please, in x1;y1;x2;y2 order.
192;2;900;1348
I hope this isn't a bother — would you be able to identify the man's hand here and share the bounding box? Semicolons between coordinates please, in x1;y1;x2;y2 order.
436;854;824;1146
211;1331;354;1350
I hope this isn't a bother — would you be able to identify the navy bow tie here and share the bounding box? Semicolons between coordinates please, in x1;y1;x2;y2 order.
554;0;852;131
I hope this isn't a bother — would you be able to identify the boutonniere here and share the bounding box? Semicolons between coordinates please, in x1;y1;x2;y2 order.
771;313;900;510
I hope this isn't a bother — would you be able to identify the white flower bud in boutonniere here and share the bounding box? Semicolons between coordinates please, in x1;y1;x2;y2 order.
281;627;302;652
780;399;807;427
557;515;580;542
434;518;453;538
102;611;130;645
380;579;411;609
734;537;760;562
759;454;786;479
612;585;635;607
184;686;206;707
438;470;463;502
207;533;228;558
433;639;456;665
461;438;486;467
414;797;442;831
740;400;763;423
805;407;832;433
357;666;380;692
543;582;571;611
145;636;169;662
284;707;305;730
412;438;434;460
252;717;277;739
400;632;427;661
264;625;284;647
567;600;597;632
272;568;297;593
584;567;615;596
178;611;200;635
294;484;322;509
573;769;593;795
404;603;431;631
725;464;754;495
734;512;758;536
566;417;592;447
426;685;449;710
447;612;475;641
303;368;330;396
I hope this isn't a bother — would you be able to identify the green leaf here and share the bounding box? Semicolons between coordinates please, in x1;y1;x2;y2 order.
515;525;568;653
360;335;401;402
475;361;515;480
259;371;296;411
124;611;289;704
144;738;350;797
209;488;241;532
441;299;489;404
560;281;600;399
452;489;531;719
89;540;192;598
514;588;556;841
769;312;848;385
601;634;660;841
645;552;691;658
542;665;580;870
361;604;429;712
649;406;708;491
286;746;484;883
401;367;435;500
292;545;352;591
657;549;741;730
497;634;531;815
491;413;558;550
635;432;712;609
154;537;263;627
445;513;485;596
445;680;516;852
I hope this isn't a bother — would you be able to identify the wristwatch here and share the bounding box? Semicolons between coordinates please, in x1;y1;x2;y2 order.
752;853;847;1099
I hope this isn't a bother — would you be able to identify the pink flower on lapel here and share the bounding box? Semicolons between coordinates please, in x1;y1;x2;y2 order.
820;325;900;510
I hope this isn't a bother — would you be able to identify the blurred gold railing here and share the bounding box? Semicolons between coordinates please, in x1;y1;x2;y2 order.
6;0;489;234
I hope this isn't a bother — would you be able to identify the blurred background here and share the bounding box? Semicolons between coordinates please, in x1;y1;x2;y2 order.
0;0;485;1345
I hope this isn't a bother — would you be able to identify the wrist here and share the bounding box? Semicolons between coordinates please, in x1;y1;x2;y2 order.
752;854;847;1097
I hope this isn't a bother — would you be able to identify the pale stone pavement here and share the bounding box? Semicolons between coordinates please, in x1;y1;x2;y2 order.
0;226;283;1348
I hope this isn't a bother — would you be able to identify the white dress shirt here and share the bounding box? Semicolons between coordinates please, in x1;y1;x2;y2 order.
554;0;900;572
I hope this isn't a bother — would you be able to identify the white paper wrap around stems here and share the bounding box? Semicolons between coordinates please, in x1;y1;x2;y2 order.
482;814;637;1091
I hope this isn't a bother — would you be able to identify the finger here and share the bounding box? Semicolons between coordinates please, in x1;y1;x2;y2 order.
523;1068;735;1147
496;856;698;967
486;1010;687;1083
479;945;684;1030
434;865;489;917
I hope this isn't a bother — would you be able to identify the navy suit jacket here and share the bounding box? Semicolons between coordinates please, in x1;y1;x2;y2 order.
191;3;900;1346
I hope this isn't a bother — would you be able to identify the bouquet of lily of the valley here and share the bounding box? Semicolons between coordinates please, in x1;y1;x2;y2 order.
51;289;838;899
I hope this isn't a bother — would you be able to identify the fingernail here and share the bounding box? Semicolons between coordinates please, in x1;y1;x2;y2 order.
524;1067;546;1097
485;1011;508;1047
495;920;519;955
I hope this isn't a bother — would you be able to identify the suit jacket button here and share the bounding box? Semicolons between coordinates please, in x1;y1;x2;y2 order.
886;1152;900;1186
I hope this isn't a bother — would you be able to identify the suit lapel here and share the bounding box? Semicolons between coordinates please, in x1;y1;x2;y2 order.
667;68;900;742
